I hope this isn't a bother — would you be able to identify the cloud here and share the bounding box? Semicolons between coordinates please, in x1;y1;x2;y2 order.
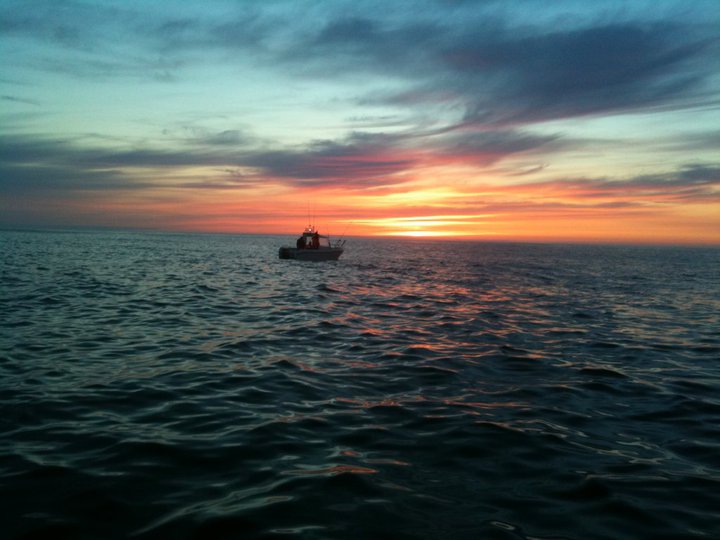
437;130;562;165
2;95;40;105
0;127;546;194
344;18;717;127
0;134;244;194
0;131;416;193
627;164;720;187
4;1;717;126
290;6;719;126
602;164;720;203
150;9;272;55
452;23;716;126
201;130;245;146
4;126;717;202
243;134;418;186
0;1;128;52
658;130;720;152
514;164;720;205
0;135;223;169
241;128;566;185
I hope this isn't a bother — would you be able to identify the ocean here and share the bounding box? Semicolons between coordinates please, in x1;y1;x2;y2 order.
1;230;719;539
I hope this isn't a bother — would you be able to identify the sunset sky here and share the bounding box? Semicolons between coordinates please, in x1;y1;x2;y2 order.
1;0;719;244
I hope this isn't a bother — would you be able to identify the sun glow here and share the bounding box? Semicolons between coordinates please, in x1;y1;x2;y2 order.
348;214;498;237
387;230;463;237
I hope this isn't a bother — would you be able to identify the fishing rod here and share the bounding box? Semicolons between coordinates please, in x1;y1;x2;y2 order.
335;223;351;247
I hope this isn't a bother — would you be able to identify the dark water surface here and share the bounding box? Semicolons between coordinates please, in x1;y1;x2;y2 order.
1;230;719;539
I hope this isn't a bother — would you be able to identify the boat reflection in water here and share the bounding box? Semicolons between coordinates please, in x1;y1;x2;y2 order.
278;225;345;261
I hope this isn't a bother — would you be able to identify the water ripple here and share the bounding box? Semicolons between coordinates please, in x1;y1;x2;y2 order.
1;231;719;539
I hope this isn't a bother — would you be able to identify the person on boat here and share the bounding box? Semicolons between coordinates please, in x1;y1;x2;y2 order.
311;231;320;249
296;236;305;249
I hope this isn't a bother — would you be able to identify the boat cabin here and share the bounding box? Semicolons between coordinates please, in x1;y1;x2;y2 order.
279;225;345;261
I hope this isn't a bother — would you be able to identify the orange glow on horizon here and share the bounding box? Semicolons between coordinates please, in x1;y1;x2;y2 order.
18;166;716;246
386;230;465;237
147;181;718;244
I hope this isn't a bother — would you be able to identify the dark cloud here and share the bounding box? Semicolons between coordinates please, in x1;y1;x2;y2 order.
0;1;122;49
526;164;720;203
551;164;720;195
0;135;245;195
244;134;417;186
345;19;717;126
601;164;720;202
659;130;720;152
0;135;227;169
4;127;716;199
0;131;414;192
628;164;720;187
451;23;716;125
438;130;562;165
2;95;40;105
152;9;270;54
199;130;245;146
242;129;561;185
3;2;717;126
316;17;380;45
284;15;443;80
309;15;440;62
261;9;718;131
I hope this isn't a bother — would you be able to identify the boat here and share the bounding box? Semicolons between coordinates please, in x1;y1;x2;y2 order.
279;225;345;261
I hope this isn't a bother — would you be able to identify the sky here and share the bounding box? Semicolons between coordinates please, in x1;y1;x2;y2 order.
1;0;719;244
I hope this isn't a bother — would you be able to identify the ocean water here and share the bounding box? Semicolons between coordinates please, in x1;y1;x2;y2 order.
1;230;719;540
